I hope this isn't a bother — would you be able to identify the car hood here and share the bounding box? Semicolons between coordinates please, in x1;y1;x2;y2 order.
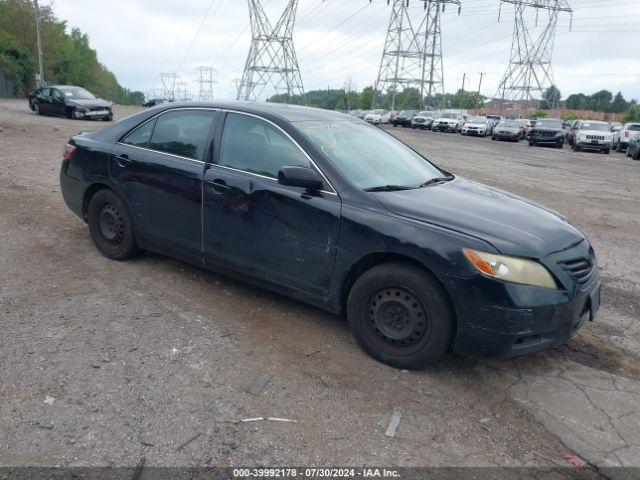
67;98;112;108
577;130;612;136
532;127;562;133
375;177;584;258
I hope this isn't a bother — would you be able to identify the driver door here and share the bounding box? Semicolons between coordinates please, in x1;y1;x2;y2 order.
202;112;341;296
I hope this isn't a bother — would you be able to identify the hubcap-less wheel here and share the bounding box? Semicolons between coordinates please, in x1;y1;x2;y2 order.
368;288;428;346
98;204;125;245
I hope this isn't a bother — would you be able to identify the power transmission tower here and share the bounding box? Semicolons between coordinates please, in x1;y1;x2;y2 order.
176;81;191;101
495;0;572;113
237;0;305;103
160;73;179;101
195;66;217;101
373;0;461;110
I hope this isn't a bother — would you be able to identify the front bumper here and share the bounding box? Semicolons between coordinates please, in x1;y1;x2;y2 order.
463;129;486;136
494;131;520;140
433;123;456;132
576;139;612;150
531;135;564;145
445;241;600;357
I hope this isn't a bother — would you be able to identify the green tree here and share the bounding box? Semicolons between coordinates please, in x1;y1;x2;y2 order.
0;0;144;104
541;85;561;110
610;92;628;114
358;86;375;110
587;90;613;112
565;93;588;110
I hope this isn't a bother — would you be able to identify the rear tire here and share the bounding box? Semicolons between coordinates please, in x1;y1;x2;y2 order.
87;189;140;261
617;142;623;152
627;147;632;158
604;148;610;155
346;262;454;369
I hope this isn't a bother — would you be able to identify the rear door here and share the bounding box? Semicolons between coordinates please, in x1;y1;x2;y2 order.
202;112;341;296
110;108;219;259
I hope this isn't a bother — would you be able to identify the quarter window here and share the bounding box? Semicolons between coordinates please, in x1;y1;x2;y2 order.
149;110;215;160
218;113;310;178
122;120;156;148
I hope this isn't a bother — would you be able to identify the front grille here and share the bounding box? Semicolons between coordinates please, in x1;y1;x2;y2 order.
558;255;597;290
586;134;605;140
538;131;555;138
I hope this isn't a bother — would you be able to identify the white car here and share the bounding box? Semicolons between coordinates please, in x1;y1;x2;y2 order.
411;111;436;130
614;122;640;152
571;120;613;154
364;109;391;124
461;116;492;137
432;113;462;132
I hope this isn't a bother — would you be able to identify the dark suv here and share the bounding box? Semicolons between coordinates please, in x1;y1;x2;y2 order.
391;110;418;128
528;118;565;148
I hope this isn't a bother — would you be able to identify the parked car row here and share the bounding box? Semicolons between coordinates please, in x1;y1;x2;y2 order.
387;112;640;158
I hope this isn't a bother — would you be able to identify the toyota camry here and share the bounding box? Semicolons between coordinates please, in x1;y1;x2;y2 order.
60;102;601;369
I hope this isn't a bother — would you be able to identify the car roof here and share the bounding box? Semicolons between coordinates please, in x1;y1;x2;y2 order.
152;100;352;123
581;120;607;124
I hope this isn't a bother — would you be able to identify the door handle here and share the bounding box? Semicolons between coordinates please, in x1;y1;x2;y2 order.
115;154;132;167
206;179;230;193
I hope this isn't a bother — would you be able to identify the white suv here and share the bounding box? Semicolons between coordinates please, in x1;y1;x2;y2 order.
572;120;613;154
614;122;640;152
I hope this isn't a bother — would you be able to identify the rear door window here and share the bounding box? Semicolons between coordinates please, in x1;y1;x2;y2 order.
122;120;156;148
149;110;216;160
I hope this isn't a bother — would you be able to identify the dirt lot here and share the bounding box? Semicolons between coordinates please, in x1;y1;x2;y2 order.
1;99;639;471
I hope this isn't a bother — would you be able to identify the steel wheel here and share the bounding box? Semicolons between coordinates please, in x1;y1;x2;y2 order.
368;287;429;347
98;203;125;245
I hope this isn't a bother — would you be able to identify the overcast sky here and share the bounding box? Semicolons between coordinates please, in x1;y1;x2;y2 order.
50;0;640;102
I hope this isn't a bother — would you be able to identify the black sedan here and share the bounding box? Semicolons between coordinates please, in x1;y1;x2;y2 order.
60;102;600;369
528;118;565;148
492;119;525;142
29;85;113;121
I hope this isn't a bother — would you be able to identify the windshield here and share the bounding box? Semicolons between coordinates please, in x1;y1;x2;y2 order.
298;121;444;190
579;122;609;131
370;109;386;115
535;119;562;129
499;120;520;128
441;113;458;119
468;117;486;124
58;87;97;100
417;111;434;117
626;124;640;131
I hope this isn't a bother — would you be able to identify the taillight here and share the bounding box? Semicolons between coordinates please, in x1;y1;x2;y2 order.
63;143;77;160
625;131;630;138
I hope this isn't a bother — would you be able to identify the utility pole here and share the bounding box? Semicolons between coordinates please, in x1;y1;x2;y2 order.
495;0;572;115
461;73;466;92
237;0;305;104
373;0;462;110
476;72;484;111
34;0;45;87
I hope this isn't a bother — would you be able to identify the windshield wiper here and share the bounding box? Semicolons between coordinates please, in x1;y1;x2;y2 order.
364;185;414;192
419;174;454;188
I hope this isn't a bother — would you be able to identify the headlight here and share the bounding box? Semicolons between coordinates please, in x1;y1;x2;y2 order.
462;249;557;289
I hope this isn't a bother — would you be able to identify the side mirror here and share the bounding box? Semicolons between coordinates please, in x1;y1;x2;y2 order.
278;166;323;191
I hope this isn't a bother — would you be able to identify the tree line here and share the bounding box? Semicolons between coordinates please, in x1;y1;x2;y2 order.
269;84;640;122
0;0;143;104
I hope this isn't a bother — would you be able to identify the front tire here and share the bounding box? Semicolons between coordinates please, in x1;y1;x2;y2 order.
529;140;535;146
346;262;454;369
617;142;623;152
34;103;41;116
87;189;140;260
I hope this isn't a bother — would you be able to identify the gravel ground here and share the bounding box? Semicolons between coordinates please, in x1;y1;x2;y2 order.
1;99;638;471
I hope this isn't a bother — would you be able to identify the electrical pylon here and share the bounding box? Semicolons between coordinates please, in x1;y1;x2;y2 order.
495;0;572;112
195;66;217;101
373;0;461;110
237;0;305;103
160;72;179;101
